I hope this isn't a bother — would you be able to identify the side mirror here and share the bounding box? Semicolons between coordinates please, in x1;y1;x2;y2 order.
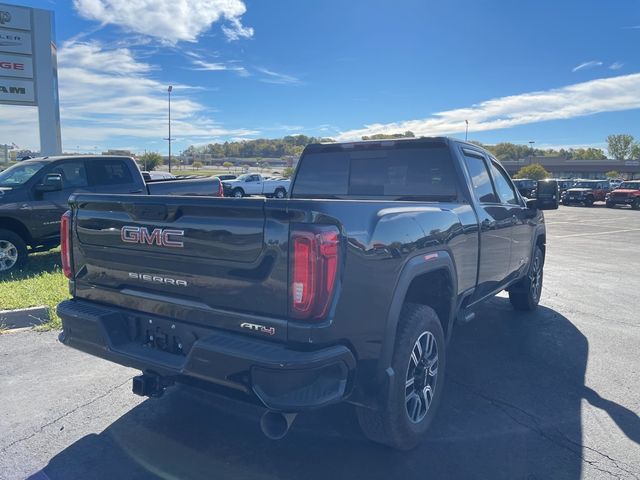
525;198;538;210
35;173;63;192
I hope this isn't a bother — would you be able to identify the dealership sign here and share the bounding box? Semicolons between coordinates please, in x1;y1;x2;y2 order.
0;52;33;78
0;4;30;30
0;3;61;155
0;27;31;54
0;78;34;102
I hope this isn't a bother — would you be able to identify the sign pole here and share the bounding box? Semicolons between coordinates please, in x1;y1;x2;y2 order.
32;7;61;155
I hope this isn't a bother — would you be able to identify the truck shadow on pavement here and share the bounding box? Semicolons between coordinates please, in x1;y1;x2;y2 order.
31;298;639;480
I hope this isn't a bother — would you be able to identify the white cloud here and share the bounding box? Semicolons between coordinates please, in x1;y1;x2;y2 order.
73;0;253;43
609;62;624;70
189;58;249;76
337;73;640;141
0;40;258;150
572;60;603;72
255;67;302;86
221;17;254;41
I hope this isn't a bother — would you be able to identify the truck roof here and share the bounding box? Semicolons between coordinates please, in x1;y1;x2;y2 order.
305;136;492;155
18;155;133;164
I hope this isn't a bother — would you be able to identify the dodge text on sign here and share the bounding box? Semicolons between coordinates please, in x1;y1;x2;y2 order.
0;53;33;78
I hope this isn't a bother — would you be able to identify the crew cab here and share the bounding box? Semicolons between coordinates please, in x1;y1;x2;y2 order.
606;180;640;210
57;138;553;450
222;173;290;198
0;156;222;273
561;179;610;207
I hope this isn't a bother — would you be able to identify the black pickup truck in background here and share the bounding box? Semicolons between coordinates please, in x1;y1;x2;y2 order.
57;138;553;449
0;156;222;273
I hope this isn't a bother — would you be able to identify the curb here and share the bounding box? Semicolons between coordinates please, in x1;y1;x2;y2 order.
0;306;50;331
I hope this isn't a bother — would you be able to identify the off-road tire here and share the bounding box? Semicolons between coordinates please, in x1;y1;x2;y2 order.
509;246;544;311
357;303;446;450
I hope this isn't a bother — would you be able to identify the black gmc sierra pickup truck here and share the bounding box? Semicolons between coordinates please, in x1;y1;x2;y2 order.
0;156;222;273
57;138;552;449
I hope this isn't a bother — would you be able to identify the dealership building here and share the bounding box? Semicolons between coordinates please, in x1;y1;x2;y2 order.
501;156;640;179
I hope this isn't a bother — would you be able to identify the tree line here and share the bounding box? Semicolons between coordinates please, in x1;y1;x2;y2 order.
182;135;335;160
137;133;639;172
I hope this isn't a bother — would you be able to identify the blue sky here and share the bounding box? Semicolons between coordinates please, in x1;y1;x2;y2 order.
4;0;640;154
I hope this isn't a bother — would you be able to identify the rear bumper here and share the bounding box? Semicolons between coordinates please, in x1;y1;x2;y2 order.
57;299;356;411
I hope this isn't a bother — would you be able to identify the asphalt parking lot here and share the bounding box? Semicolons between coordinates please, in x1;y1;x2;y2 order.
1;205;639;480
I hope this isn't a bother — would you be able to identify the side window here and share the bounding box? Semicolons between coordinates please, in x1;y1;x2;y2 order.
462;153;498;203
251;175;261;182
50;161;88;188
489;161;520;205
87;159;134;186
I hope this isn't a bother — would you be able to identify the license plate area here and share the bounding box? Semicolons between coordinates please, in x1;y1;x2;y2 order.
128;315;202;357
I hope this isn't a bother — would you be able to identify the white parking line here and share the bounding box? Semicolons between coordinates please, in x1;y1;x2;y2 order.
554;228;640;239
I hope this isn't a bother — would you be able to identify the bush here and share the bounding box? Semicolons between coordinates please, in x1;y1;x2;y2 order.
514;163;550;181
138;152;163;171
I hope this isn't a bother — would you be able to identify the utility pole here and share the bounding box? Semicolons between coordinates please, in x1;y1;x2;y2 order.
166;86;173;172
465;120;469;141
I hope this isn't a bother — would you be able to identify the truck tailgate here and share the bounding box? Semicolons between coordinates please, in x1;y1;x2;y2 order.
70;194;289;323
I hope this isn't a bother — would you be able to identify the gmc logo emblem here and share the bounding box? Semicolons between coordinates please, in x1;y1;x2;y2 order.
121;226;184;248
0;11;11;25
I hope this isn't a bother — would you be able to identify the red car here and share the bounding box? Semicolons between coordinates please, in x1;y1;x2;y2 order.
606;180;640;210
562;180;610;207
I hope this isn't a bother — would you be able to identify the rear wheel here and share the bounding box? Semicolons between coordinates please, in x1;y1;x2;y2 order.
0;229;28;274
632;199;640;210
274;188;286;199
509;246;544;311
232;188;244;198
357;303;446;450
606;201;615;209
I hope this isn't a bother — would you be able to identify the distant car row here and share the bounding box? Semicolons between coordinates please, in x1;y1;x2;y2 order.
512;177;639;210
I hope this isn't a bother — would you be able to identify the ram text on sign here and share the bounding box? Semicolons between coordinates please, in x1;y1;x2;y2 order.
0;27;31;54
0;78;35;103
0;3;31;30
0;52;32;78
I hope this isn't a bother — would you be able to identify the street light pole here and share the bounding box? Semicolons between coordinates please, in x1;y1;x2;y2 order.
465;120;469;141
529;141;535;165
167;86;173;172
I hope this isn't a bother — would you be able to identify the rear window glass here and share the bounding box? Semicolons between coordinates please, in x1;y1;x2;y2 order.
87;159;134;186
292;143;457;199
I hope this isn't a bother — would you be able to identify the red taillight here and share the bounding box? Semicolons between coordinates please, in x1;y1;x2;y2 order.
60;210;72;279
290;225;340;320
218;180;224;197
